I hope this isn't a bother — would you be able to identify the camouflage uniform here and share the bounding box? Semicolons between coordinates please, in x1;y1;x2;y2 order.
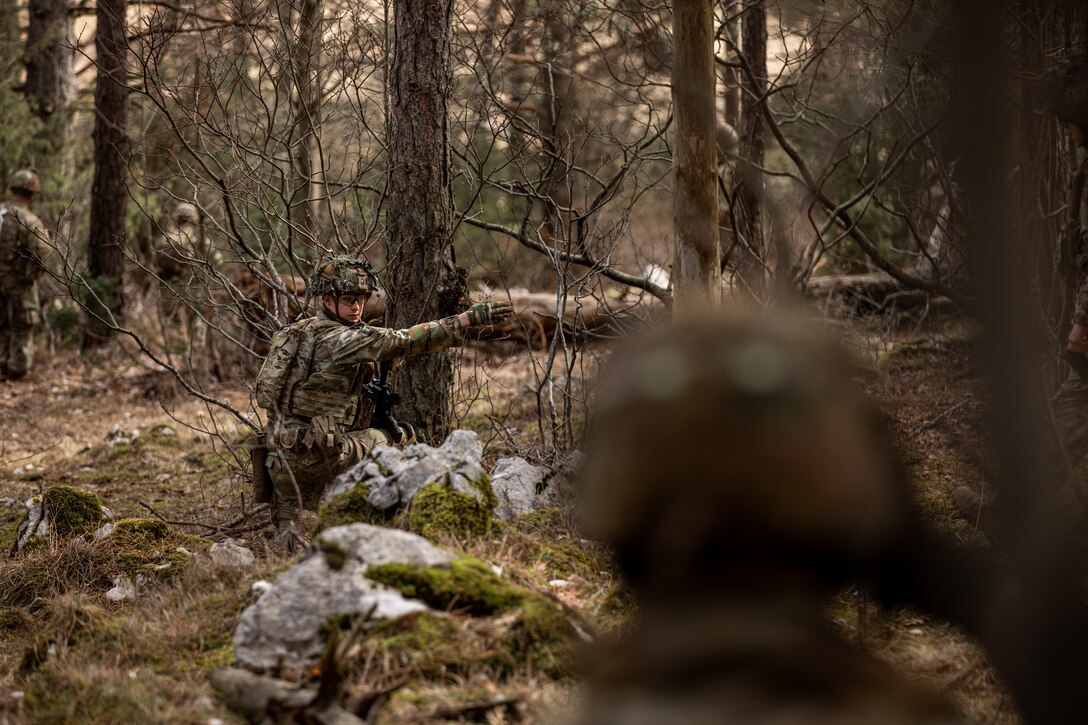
256;256;512;543
0;171;49;379
153;203;220;362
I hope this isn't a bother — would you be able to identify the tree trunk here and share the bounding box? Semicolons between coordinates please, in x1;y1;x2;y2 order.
290;0;323;243
539;0;573;261
723;1;742;127
387;0;467;441
24;0;74;122
732;0;766;295
671;0;719;314
84;0;129;347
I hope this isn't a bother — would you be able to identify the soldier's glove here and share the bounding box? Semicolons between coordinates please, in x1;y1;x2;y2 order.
466;301;514;327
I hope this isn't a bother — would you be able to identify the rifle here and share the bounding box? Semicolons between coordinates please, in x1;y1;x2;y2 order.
363;360;413;444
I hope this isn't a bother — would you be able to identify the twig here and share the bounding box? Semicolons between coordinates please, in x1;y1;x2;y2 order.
910;399;969;437
431;697;523;722
138;500;270;534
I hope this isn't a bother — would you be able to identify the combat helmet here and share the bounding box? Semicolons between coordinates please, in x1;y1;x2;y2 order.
578;309;909;596
174;202;199;223
310;256;379;298
9;169;41;195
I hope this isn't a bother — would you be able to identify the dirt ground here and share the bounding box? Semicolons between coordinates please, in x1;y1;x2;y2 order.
0;317;1029;723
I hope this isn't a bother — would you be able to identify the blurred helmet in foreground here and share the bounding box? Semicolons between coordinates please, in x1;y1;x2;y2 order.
579;310;908;593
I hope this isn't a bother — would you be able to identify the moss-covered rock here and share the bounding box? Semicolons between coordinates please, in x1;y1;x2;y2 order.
319;481;384;530
42;486;107;536
368;557;578;677
318;538;347;571
110;517;172;544
108;518;209;578
368;558;522;615
406;478;494;540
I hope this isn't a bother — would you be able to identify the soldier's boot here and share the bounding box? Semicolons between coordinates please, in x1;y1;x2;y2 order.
951;486;1008;545
297;510;320;543
274;510;320;554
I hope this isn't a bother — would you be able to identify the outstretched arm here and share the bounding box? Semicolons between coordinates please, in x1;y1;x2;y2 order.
327;301;514;363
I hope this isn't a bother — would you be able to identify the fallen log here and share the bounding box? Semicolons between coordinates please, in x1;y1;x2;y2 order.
805;272;956;315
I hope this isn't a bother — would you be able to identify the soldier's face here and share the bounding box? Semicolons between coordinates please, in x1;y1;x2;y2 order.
324;294;365;323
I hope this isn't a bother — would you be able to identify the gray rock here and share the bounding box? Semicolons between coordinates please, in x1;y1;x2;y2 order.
324;430;490;513
93;522;116;539
491;457;549;520
13;496;47;552
314;523;454;569
106;573;147;602
440;429;483;461
372;445;409;476
323;444;406;501
12;494;113;554
233;523;454;673
209;540;256;568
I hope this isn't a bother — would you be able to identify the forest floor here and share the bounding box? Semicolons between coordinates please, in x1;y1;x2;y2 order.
0;313;1024;724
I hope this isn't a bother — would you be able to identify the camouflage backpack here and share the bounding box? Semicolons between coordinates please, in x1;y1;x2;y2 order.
0;204;45;288
255;318;321;412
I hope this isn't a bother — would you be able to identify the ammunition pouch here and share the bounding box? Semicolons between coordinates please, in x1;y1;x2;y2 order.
271;416;343;453
247;434;274;504
307;415;342;450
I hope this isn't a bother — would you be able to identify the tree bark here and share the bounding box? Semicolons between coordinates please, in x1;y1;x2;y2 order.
24;0;74;121
290;0;323;242
540;1;572;248
732;0;766;295
387;0;467;441
671;0;719;314
84;0;129;346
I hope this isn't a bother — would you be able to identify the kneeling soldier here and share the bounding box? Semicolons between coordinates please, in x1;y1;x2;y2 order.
253;256;511;547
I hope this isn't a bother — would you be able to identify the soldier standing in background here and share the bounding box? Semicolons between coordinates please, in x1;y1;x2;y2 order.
253;256;512;548
0;170;50;380
152;201;221;367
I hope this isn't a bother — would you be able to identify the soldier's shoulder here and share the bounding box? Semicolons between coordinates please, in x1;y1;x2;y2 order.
10;205;46;233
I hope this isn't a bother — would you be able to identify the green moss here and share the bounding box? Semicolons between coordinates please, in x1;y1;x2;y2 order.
368;612;487;672
368;558;522;615
533;540;601;578
407;480;493;540
510;595;578;677
320;611;360;639
597;583;637;632
319;539;347;571
319;481;384;530
108;518;209;578
24;533;47;552
368;557;578;678
110;518;171;543
42;486;107;536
